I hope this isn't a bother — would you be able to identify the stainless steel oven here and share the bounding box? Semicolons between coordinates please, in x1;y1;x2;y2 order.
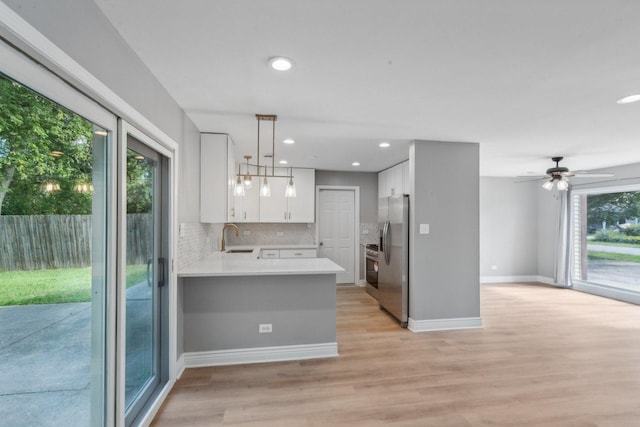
365;244;379;299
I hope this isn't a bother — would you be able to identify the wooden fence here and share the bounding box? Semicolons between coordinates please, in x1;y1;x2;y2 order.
0;214;152;271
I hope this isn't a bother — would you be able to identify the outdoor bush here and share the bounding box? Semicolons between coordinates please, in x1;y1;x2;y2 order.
592;229;640;245
622;224;640;236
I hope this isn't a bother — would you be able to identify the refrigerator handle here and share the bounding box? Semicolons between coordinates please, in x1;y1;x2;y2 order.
383;220;391;264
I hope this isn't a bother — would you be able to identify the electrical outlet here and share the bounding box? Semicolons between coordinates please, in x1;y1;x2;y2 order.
276;231;284;237
362;229;369;235
179;223;185;238
491;265;498;271
259;323;272;333
243;230;251;236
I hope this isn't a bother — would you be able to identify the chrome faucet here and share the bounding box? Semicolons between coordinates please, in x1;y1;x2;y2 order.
221;223;239;252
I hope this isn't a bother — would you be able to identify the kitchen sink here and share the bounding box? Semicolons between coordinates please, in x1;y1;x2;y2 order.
225;249;254;253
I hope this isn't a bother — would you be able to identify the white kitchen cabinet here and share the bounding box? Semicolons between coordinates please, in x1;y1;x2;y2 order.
287;168;315;222
201;133;235;223
259;168;315;223
258;176;288;222
378;160;409;197
402;160;410;195
279;249;317;258
234;184;260;222
378;169;387;198
261;249;280;259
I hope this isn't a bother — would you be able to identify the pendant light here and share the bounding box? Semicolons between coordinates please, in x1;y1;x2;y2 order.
243;155;252;189
260;166;271;197
285;168;296;198
234;164;245;196
235;114;297;197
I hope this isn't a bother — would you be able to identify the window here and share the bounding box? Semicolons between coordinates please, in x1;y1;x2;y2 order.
571;186;640;299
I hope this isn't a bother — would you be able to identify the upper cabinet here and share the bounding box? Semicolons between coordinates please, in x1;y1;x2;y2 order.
201;133;235;223
378;160;409;197
259;168;315;223
201;133;315;223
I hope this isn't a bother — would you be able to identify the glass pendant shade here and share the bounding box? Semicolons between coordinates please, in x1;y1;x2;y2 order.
285;177;296;198
243;174;252;189
556;178;569;191
542;179;555;191
260;176;271;197
234;176;245;196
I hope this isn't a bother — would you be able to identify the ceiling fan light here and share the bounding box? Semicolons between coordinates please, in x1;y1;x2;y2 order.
542;180;555;191
557;178;569;191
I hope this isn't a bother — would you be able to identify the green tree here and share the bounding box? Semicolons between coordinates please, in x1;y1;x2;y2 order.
0;74;94;215
587;192;640;229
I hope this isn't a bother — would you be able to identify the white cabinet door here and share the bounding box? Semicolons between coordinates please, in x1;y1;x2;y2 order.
378;169;387;198
401;160;409;195
288;168;315;222
201;134;231;223
259;177;288;222
240;184;260;222
279;249;317;258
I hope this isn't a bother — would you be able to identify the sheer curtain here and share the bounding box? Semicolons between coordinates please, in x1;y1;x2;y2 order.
553;190;572;287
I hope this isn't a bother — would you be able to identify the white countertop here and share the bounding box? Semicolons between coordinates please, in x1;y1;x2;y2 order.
178;252;344;277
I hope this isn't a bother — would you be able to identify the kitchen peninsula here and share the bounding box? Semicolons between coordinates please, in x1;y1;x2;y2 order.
178;250;344;368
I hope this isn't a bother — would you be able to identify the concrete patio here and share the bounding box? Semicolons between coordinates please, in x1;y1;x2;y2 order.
0;282;151;427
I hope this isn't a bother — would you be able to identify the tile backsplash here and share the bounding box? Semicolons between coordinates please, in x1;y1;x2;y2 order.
360;222;379;245
226;223;316;246
177;222;316;269
178;221;377;269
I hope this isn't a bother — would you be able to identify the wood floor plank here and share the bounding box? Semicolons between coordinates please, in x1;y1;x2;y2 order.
152;283;640;426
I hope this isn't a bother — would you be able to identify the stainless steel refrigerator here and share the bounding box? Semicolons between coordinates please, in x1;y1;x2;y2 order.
378;195;409;327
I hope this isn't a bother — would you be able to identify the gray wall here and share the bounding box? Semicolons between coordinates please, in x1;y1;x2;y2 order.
480;177;539;278
409;140;480;321
315;170;379;223
183;274;336;351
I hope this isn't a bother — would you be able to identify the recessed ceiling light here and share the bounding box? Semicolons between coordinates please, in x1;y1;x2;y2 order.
616;93;640;104
379;142;390;148
352;162;360;166
283;138;295;144
269;57;294;71
279;160;288;164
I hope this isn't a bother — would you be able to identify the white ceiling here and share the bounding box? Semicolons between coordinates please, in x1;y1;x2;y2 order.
95;0;640;176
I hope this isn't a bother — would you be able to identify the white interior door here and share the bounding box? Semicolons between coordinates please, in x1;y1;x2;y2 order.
318;189;355;284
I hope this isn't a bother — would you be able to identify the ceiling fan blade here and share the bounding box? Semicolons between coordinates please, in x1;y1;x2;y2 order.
572;173;614;178
514;176;548;183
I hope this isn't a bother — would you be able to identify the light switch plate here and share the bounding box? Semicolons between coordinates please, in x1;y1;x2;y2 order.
420;224;430;234
276;231;284;237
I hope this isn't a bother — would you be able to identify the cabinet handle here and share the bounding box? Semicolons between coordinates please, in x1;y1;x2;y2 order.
288;212;291;220
244;211;246;220
231;208;235;218
284;212;287;220
294;252;302;256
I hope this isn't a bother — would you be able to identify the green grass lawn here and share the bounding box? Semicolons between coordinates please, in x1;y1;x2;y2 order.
0;264;148;306
588;251;640;263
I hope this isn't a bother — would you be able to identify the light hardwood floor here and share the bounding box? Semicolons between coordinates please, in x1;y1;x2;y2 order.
152;283;640;426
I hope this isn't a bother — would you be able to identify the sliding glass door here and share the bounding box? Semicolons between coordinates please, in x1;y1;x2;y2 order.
0;43;117;426
122;132;169;426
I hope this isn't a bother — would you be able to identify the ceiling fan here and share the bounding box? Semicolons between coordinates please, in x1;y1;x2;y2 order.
522;157;614;191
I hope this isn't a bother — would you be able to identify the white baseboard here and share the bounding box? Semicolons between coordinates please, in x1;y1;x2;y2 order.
183;342;339;368
408;317;483;333
176;353;186;379
480;275;557;285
